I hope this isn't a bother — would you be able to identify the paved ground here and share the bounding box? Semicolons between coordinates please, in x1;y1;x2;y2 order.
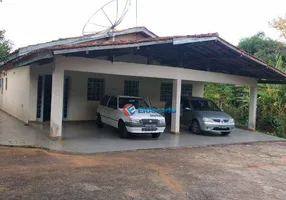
0;110;283;153
1;142;286;200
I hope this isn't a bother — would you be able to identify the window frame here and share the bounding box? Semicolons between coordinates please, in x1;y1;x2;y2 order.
160;82;173;102
87;78;105;101
124;80;139;97
181;84;193;97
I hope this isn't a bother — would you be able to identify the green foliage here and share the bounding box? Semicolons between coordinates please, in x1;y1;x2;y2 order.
205;32;286;138
238;32;286;69
0;29;12;63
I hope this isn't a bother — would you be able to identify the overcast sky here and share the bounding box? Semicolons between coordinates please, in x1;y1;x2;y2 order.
0;0;286;50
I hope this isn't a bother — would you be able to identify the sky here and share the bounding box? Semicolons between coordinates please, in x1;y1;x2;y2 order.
0;0;286;50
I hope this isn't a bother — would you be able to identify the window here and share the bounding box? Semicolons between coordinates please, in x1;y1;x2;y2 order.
160;83;172;101
124;80;139;96
87;78;105;101
182;84;192;97
100;95;110;106
107;96;117;109
5;77;7;91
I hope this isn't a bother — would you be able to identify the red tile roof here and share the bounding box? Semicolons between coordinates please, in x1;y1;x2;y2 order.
51;33;219;51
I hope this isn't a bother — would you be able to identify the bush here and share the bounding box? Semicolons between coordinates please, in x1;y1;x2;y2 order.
260;116;285;138
222;105;247;125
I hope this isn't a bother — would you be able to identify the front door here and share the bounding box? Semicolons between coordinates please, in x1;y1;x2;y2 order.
36;75;69;122
63;76;70;120
43;75;52;121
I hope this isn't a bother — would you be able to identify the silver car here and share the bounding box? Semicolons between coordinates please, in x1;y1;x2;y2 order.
165;97;235;135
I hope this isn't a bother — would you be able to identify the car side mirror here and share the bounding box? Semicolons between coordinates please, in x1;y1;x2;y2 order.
184;107;192;111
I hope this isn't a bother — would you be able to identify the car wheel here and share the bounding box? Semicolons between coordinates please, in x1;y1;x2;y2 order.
119;120;129;139
221;132;231;136
151;133;161;138
191;120;201;134
96;113;103;128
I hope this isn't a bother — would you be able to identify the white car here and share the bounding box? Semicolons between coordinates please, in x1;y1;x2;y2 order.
96;95;166;138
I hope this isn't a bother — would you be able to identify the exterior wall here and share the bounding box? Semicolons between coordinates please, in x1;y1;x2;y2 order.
64;71;171;121
56;56;257;86
52;55;257;121
25;55;258;123
0;66;30;123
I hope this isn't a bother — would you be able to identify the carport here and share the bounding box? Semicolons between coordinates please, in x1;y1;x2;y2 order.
6;28;286;140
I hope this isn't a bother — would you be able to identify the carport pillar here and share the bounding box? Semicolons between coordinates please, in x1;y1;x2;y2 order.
50;66;64;140
171;79;182;134
192;82;204;98
248;86;257;130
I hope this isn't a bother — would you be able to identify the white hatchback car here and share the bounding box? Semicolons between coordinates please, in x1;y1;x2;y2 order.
96;95;166;138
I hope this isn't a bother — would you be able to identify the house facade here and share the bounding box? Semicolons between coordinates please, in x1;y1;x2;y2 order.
1;27;286;140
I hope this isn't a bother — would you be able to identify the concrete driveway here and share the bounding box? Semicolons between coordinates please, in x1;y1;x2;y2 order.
0;110;283;153
1;142;286;200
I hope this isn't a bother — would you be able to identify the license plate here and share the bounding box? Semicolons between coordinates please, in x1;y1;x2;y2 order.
145;125;156;128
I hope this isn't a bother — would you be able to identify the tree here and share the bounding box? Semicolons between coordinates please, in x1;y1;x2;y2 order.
0;29;12;64
205;32;286;137
238;32;286;67
270;16;286;40
238;33;286;137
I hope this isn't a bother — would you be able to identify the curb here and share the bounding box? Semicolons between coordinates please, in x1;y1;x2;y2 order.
1;140;286;155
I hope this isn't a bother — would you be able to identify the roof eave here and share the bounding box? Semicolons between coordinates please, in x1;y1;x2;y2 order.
53;39;173;55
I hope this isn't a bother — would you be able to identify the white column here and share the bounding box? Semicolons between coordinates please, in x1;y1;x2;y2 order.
248;86;257;130
50;66;64;140
171;79;182;134
192;82;204;98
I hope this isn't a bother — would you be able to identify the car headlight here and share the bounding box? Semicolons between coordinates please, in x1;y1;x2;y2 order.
229;118;235;123
202;117;213;122
130;118;141;123
159;119;166;124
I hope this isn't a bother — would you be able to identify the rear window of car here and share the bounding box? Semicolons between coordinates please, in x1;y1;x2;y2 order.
190;100;221;111
118;98;148;109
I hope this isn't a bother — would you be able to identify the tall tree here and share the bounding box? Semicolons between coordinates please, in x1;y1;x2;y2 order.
270;16;286;40
238;32;286;67
0;29;12;64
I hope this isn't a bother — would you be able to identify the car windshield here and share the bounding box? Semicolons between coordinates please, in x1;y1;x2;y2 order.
190;100;221;111
118;97;149;109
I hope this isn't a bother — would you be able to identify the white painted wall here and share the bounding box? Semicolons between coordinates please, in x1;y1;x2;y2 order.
0;66;30;123
64;71;172;121
56;56;257;86
4;54;257;124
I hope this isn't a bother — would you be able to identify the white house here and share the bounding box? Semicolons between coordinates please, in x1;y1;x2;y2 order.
1;27;286;140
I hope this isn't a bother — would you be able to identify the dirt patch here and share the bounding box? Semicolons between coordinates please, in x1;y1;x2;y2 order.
1;142;286;200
